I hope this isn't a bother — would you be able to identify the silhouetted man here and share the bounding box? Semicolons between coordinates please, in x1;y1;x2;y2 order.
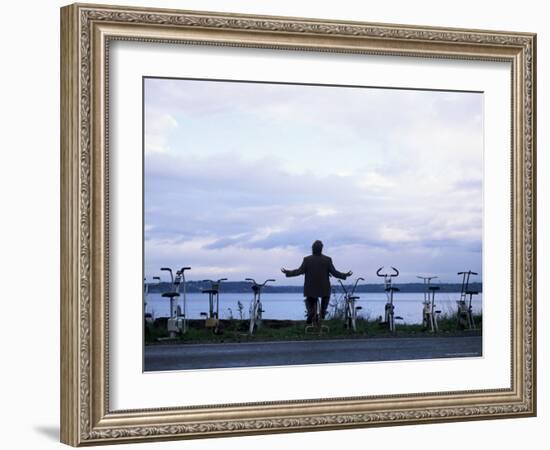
281;240;352;324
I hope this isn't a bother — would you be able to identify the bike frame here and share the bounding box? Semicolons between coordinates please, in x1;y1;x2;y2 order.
176;267;191;333
329;287;342;319
338;277;364;331
377;266;400;333
417;275;438;332
160;267;179;318
428;287;441;333
457;270;478;329
245;278;275;335
201;278;228;319
304;298;329;335
143;276;160;318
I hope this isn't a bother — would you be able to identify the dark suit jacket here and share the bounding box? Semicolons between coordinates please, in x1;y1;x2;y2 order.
285;254;347;298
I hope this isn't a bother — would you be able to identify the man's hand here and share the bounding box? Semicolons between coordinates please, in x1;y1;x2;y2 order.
281;267;289;275
345;270;353;279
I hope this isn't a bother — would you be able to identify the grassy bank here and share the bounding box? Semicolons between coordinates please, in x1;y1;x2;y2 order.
145;313;482;345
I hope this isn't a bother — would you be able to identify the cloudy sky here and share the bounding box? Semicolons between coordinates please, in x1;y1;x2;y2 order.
144;78;483;284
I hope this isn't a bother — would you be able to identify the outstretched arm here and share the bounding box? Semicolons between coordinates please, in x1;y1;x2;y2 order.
281;258;306;277
328;258;352;280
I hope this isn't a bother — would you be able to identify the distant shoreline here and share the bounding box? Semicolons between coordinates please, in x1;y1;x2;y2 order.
146;281;482;294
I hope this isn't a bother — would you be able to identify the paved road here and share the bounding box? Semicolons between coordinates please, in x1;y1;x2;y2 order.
144;336;482;371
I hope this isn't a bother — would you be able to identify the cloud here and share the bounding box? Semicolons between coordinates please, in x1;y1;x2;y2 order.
143;79;483;282
144;108;179;154
357;171;395;190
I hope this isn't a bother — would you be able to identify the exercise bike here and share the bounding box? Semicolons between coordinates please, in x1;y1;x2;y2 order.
245;278;275;334
305;298;330;335
338;277;364;332
376;266;402;333
143;275;160;325
456;270;478;329
160;267;191;337
200;278;227;331
417;275;441;333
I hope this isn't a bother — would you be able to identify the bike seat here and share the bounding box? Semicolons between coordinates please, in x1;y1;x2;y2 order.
161;292;180;298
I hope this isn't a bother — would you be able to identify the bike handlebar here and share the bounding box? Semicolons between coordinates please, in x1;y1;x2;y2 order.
376;266;399;277
339;277;364;296
458;271;478;275
352;277;365;295
160;267;173;283
245;278;275;287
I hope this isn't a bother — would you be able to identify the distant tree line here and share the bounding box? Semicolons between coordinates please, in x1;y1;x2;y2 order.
146;281;482;294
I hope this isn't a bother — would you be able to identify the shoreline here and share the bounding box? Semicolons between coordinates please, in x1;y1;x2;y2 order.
145;281;483;295
145;317;482;346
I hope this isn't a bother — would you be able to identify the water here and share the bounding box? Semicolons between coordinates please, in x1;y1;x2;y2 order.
145;292;482;325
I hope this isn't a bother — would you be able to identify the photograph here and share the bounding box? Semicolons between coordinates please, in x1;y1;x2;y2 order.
142;77;484;371
59;3;536;445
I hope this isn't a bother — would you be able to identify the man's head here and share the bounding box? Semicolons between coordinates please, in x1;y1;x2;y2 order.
312;240;323;255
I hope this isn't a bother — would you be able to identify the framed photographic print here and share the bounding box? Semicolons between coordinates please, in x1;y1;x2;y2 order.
60;3;537;446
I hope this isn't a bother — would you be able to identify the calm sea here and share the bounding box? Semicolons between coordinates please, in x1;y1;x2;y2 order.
145;292;482;325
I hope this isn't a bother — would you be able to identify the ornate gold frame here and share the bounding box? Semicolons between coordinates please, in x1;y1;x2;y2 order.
60;3;536;446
